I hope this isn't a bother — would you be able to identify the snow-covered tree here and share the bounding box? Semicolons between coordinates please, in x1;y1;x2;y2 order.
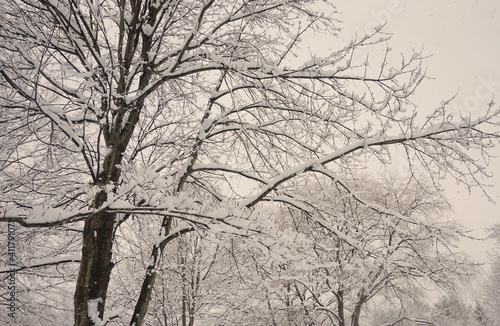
481;224;500;325
430;295;486;326
264;175;475;326
0;0;499;325
369;299;433;326
474;302;491;326
370;296;487;326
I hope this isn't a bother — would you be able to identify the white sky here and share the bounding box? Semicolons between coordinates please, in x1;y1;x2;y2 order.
319;0;500;263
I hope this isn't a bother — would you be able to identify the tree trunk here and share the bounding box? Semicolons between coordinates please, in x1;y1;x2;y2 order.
74;130;128;325
337;290;345;326
74;208;116;326
130;218;197;325
350;301;364;326
130;217;172;326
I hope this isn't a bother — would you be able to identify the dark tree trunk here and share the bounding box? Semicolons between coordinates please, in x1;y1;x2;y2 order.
336;290;345;326
74;209;116;326
130;217;173;326
129;219;195;326
73;108;134;325
350;300;365;326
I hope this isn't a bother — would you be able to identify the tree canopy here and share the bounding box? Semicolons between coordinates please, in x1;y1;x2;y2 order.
0;0;499;325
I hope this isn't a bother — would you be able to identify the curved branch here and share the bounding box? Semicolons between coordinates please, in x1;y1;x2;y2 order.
0;256;81;273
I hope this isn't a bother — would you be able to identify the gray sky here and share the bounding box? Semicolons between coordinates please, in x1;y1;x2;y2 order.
329;0;500;262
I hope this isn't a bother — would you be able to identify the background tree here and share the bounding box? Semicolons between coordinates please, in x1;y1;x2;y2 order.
369;296;488;326
474;302;491;326
0;0;499;325
262;174;475;326
480;224;500;325
369;298;432;326
430;295;485;326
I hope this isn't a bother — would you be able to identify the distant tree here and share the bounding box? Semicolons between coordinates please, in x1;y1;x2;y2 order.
369;295;491;326
1;0;499;325
481;224;500;325
474;302;491;326
430;295;488;326
432;296;465;323
370;296;491;326
370;306;423;326
264;175;475;326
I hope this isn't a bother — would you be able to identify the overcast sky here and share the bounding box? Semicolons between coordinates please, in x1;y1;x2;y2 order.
324;0;500;263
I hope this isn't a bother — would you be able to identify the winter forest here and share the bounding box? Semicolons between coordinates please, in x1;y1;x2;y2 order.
0;0;499;325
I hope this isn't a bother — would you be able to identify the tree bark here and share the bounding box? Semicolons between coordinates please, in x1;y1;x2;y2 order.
336;290;345;326
130;217;173;326
350;298;365;326
74;209;115;326
129;218;195;325
74;104;133;325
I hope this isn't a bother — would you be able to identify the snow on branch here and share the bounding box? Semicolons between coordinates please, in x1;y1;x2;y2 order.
242;111;500;208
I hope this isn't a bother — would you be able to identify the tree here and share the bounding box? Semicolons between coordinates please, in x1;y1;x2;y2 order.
263;175;475;326
370;296;487;326
474;302;491;326
430;295;485;326
0;0;499;325
481;224;500;325
369;299;433;326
